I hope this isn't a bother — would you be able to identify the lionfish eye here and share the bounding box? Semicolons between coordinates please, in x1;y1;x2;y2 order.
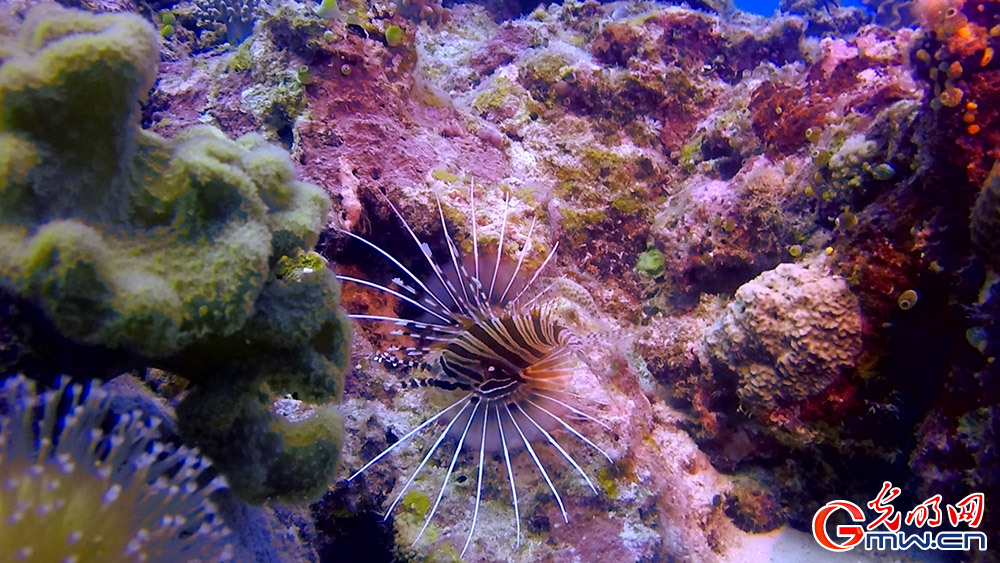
340;186;613;557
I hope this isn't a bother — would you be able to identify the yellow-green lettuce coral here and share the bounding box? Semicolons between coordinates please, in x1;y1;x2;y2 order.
0;5;350;503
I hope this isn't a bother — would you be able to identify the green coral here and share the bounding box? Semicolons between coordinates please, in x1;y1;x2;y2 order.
431;167;461;183
636;247;665;278
278;248;327;279
0;5;351;503
385;24;403;46
230;40;253;71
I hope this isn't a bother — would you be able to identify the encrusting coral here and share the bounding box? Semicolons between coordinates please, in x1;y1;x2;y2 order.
0;5;351;503
702;259;863;419
0;375;233;562
972;161;1000;272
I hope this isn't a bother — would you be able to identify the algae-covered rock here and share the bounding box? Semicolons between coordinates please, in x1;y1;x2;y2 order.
704;259;862;414
0;5;350;503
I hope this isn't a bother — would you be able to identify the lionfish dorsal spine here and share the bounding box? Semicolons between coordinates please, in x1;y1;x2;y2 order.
500;212;538;304
488;190;511;302
336;228;458;323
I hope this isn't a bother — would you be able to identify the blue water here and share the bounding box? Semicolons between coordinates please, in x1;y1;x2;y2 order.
735;0;868;16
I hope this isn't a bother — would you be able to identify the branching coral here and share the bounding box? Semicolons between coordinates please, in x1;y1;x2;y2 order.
0;375;233;562
0;5;351;503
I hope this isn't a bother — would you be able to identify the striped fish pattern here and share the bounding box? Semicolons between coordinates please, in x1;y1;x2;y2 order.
337;185;611;555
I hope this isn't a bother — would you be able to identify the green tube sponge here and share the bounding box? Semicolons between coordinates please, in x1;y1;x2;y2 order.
0;6;351;503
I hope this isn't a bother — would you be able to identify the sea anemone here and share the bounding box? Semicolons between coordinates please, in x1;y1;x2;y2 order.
338;185;612;554
0;375;233;562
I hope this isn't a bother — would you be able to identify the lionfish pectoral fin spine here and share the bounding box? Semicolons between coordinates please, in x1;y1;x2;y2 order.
462;400;490;556
348;314;462;336
336;228;456;317
413;400;481;547
383;397;475;521
525;398;614;464
347;394;470;482
496;403;521;547
336;275;454;324
514;403;598;495
504;403;569;524
532;390;612;431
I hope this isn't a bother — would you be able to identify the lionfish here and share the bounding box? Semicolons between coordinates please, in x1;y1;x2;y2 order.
337;185;612;555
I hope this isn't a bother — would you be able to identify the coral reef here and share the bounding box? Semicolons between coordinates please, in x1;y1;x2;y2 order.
0;375;233;562
908;0;1000;185
3;0;998;557
157;0;258;52
0;5;350;503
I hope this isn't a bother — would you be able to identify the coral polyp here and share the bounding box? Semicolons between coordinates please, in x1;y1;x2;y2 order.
339;187;612;554
0;376;233;563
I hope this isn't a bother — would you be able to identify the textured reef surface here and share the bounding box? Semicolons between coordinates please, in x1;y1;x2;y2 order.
1;0;998;561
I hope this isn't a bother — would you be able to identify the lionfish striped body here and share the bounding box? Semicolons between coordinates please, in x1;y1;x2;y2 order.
338;186;611;555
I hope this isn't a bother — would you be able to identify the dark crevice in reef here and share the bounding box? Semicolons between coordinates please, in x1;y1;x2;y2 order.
269;108;296;151
311;485;397;563
0;287;141;385
318;189;446;288
701;132;744;181
447;0;549;22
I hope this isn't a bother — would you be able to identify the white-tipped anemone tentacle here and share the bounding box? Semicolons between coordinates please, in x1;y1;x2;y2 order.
341;186;611;553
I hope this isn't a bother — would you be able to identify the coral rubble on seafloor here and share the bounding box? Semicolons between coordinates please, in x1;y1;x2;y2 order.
0;0;998;559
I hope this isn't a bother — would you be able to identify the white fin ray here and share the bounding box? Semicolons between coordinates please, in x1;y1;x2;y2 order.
504;403;569;524
337;228;456;319
413;401;481;546
383;398;475;519
337;275;454;324
347;394;471;481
